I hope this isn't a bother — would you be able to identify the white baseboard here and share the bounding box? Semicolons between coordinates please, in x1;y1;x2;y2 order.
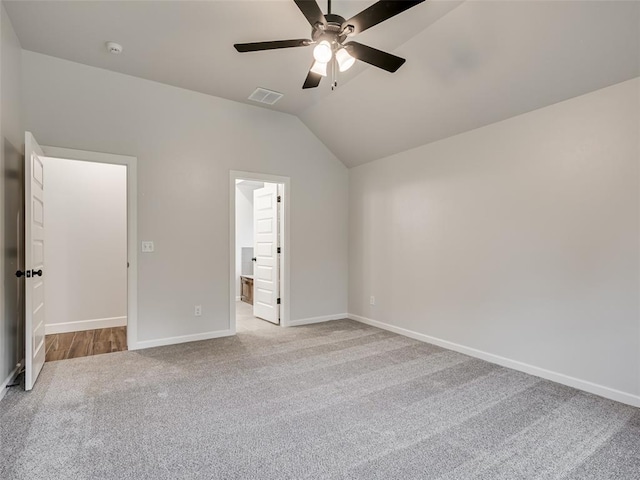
348;314;640;408
45;316;127;335
131;329;234;350
287;313;348;327
235;296;241;302
0;360;23;403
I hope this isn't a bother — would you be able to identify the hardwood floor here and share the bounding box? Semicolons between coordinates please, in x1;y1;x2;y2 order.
45;327;127;362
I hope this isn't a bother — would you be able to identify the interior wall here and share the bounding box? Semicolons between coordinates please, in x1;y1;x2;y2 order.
0;3;24;389
21;51;348;345
42;157;127;334
349;78;640;401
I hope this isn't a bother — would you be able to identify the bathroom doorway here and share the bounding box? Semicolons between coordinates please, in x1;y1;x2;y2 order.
229;171;290;332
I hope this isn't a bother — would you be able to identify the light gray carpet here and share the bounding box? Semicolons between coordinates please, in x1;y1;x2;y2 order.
1;316;638;480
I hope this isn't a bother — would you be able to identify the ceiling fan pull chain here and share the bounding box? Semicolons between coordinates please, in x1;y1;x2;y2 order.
331;57;338;91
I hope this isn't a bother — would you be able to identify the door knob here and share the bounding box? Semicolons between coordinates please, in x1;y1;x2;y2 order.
251;257;257;262
31;269;43;277
15;270;25;278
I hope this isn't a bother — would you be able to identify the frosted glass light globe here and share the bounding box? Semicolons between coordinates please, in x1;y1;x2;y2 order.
336;47;356;72
313;41;333;63
310;61;328;77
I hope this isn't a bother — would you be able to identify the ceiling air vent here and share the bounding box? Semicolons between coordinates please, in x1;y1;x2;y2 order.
248;87;283;105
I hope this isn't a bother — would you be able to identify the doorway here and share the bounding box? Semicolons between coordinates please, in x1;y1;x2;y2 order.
229;171;290;333
40;144;138;345
41;156;128;362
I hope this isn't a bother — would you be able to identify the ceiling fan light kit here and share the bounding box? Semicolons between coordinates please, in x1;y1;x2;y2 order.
233;0;426;90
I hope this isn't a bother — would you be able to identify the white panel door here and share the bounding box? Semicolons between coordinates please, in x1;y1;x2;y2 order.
24;132;46;391
253;183;279;324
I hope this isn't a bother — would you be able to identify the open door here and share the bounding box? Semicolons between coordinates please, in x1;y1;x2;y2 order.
253;183;280;324
24;132;46;391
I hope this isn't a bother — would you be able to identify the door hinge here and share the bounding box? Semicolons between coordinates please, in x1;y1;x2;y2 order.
277;247;281;254
277;195;281;203
277;298;281;305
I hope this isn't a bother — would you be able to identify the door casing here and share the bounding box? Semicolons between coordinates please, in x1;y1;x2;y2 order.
41;145;138;350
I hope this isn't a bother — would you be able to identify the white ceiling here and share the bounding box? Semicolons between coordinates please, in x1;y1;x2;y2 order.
5;1;640;167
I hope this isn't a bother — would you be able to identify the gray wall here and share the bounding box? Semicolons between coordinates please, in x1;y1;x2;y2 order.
349;78;640;401
1;3;24;388
21;50;348;345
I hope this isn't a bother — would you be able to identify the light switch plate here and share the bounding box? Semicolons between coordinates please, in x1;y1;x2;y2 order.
141;241;154;253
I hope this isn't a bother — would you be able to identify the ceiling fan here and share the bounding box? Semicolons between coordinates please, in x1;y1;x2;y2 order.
234;0;426;89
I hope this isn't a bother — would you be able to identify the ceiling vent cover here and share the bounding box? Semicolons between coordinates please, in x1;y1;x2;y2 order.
248;88;283;105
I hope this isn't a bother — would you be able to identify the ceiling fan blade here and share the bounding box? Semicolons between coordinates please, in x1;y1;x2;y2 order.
234;39;311;53
302;70;322;89
302;64;322;89
345;41;406;73
343;0;425;35
294;0;327;28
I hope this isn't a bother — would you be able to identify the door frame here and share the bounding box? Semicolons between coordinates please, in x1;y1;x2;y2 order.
41;145;138;349
229;171;290;331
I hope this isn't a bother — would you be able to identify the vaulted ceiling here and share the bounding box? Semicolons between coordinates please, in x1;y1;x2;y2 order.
5;1;640;167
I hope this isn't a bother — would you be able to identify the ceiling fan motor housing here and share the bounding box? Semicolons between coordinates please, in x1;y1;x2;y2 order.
312;14;350;46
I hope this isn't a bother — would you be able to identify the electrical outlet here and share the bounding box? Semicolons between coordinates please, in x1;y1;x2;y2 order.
141;241;154;253
370;296;376;306
194;305;202;317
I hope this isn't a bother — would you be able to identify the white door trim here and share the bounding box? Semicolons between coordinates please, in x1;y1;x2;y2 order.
229;171;290;331
41;145;138;349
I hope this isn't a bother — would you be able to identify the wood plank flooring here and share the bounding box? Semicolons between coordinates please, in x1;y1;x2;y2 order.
45;327;127;362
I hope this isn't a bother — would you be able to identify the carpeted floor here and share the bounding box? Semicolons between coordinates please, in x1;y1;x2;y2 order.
1;316;638;479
